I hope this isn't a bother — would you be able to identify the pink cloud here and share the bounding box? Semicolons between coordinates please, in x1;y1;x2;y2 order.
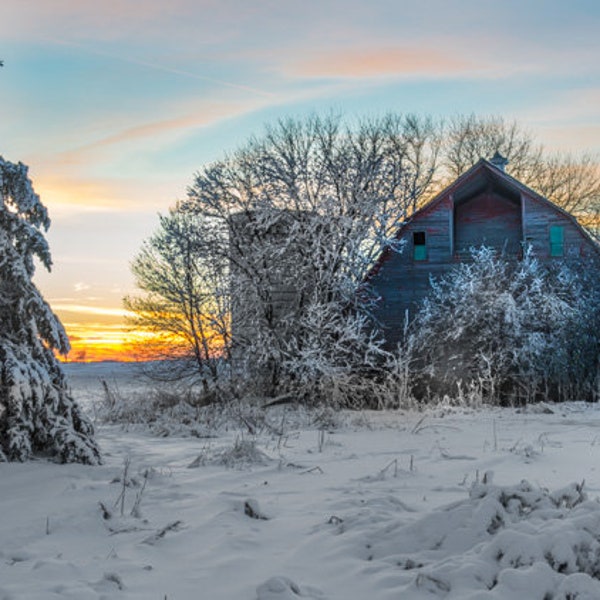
285;46;476;79
48;92;276;171
79;102;259;151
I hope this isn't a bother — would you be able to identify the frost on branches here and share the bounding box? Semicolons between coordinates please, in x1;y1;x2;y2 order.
410;246;600;404
0;158;100;464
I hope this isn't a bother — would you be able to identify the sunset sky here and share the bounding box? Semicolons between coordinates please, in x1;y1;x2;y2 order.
1;0;599;361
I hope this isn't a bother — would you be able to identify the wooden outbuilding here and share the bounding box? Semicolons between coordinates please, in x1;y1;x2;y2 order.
366;154;600;349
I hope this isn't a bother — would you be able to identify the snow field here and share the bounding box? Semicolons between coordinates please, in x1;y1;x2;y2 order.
1;364;600;598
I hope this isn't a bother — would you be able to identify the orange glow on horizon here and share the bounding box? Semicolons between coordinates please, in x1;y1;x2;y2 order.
55;316;160;363
52;304;226;363
63;337;140;363
57;316;194;363
62;333;193;363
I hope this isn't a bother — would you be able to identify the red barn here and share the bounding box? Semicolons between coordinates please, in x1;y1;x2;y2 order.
367;154;600;349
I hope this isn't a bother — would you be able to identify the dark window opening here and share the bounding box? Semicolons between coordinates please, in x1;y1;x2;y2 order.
413;231;427;261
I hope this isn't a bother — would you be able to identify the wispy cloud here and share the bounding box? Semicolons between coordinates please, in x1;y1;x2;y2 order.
518;87;600;124
41;36;275;98
66;322;130;339
51;304;132;318
0;0;233;43
32;169;187;214
73;282;92;292
286;46;476;80
55;99;271;163
509;87;600;153
33;176;127;213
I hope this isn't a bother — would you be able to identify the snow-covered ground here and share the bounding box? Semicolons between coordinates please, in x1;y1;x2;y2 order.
2;363;600;599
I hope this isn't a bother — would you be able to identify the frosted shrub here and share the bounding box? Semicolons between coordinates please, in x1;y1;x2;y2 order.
210;438;272;469
409;246;600;405
96;381;220;436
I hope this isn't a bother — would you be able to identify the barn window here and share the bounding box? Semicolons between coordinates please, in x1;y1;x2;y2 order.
413;231;427;261
550;225;564;257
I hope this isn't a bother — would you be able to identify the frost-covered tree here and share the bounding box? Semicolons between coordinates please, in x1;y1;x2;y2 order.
124;207;231;389
410;247;600;404
0;157;100;463
182;114;433;398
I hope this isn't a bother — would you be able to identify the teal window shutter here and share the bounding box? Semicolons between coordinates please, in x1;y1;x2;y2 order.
413;231;427;261
550;225;564;257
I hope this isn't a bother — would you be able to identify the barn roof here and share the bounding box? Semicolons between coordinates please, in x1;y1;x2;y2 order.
415;157;585;223
366;158;600;280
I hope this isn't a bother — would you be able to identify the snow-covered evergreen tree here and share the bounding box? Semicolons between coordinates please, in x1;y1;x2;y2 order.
0;157;100;463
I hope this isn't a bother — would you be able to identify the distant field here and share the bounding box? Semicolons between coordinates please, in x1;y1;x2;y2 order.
63;361;151;410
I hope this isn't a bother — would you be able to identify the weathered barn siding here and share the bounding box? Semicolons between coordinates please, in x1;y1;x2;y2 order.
368;197;453;347
455;191;521;257
522;195;596;259
367;159;600;349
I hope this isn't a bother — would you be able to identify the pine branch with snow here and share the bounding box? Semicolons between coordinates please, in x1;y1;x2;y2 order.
0;157;100;464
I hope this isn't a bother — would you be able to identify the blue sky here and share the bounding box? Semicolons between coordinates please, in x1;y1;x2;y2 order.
1;0;599;358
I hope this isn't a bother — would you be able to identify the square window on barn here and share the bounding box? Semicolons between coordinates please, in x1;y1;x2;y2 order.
550;225;564;257
413;231;427;261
